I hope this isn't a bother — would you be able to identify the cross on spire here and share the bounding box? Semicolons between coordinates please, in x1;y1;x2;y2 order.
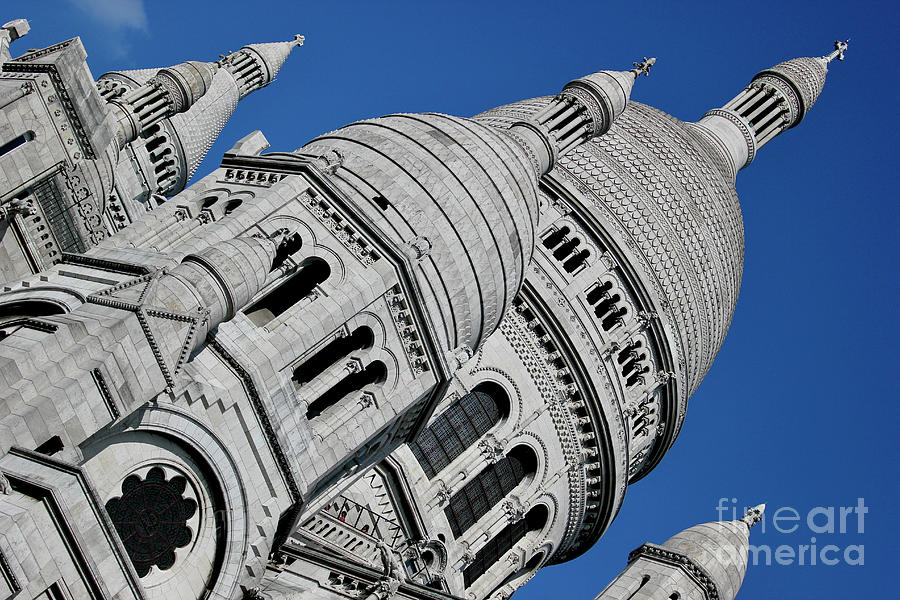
630;56;656;78
825;39;850;63
740;503;766;529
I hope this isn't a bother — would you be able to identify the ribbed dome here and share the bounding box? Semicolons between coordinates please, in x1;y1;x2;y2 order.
476;98;744;402
662;520;752;600
300;113;539;356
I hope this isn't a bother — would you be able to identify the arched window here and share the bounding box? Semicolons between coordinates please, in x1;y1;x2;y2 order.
293;326;374;385
244;257;330;326
224;199;243;215
306;360;386;420
445;445;536;537
409;382;509;478
488;551;544;597
463;504;547;588
0;300;66;326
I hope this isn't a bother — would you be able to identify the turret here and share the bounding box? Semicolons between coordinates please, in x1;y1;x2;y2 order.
692;41;848;177
105;60;218;149
98;34;304;206
595;504;765;600
507;57;655;175
219;34;305;98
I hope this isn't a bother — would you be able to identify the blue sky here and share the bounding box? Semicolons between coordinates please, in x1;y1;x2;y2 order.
6;1;897;597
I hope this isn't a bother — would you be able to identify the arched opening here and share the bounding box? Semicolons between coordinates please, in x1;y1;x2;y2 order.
445;445;537;537
586;280;612;305
224;199;242;215
200;196;218;209
463;504;548;589
562;248;589;273
409;382;510;479
541;226;569;250
293;326;374;385
305;360;387;420
244;257;330;326
35;435;64;456
0;300;66;326
552;237;579;261
488;551;545;598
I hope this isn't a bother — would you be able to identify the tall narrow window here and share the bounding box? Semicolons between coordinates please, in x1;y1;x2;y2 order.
445;445;536;537
409;383;509;478
0;130;34;158
244;257;330;326
293;326;374;385
463;505;547;588
306;360;386;420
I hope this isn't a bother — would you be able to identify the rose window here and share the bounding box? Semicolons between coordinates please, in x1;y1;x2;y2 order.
105;466;198;577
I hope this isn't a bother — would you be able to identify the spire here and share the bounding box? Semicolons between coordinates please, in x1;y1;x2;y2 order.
220;34;304;98
691;41;847;176
505;57;654;176
96;34;303;198
658;503;766;600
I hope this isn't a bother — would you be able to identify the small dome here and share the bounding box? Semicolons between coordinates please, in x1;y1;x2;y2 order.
662;519;752;600
178;237;276;322
753;56;829;126
300;113;539;356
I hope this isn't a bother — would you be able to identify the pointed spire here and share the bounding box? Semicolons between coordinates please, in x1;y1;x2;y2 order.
658;502;766;600
96;34;302;199
220;34;304;98
692;41;847;176
504;57;652;176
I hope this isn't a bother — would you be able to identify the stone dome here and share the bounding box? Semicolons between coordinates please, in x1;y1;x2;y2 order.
476;97;745;410
300;113;540;357
662;519;752;600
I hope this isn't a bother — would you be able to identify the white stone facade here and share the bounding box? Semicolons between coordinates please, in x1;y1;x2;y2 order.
0;20;847;600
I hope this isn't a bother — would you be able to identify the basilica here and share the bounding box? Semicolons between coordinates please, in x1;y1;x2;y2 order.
0;17;846;600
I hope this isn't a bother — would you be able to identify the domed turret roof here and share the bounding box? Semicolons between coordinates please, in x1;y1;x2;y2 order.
661;505;765;600
300;113;539;356
476;97;744;407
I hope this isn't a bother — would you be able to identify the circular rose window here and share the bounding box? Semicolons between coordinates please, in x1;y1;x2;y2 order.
105;466;198;577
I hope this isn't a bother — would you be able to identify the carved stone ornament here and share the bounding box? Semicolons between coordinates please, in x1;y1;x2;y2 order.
435;479;453;505
478;433;505;464
501;495;526;523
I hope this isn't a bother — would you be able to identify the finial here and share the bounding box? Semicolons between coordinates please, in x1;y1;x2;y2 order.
293;34;305;47
739;503;766;528
825;39;849;63
630;57;656;79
